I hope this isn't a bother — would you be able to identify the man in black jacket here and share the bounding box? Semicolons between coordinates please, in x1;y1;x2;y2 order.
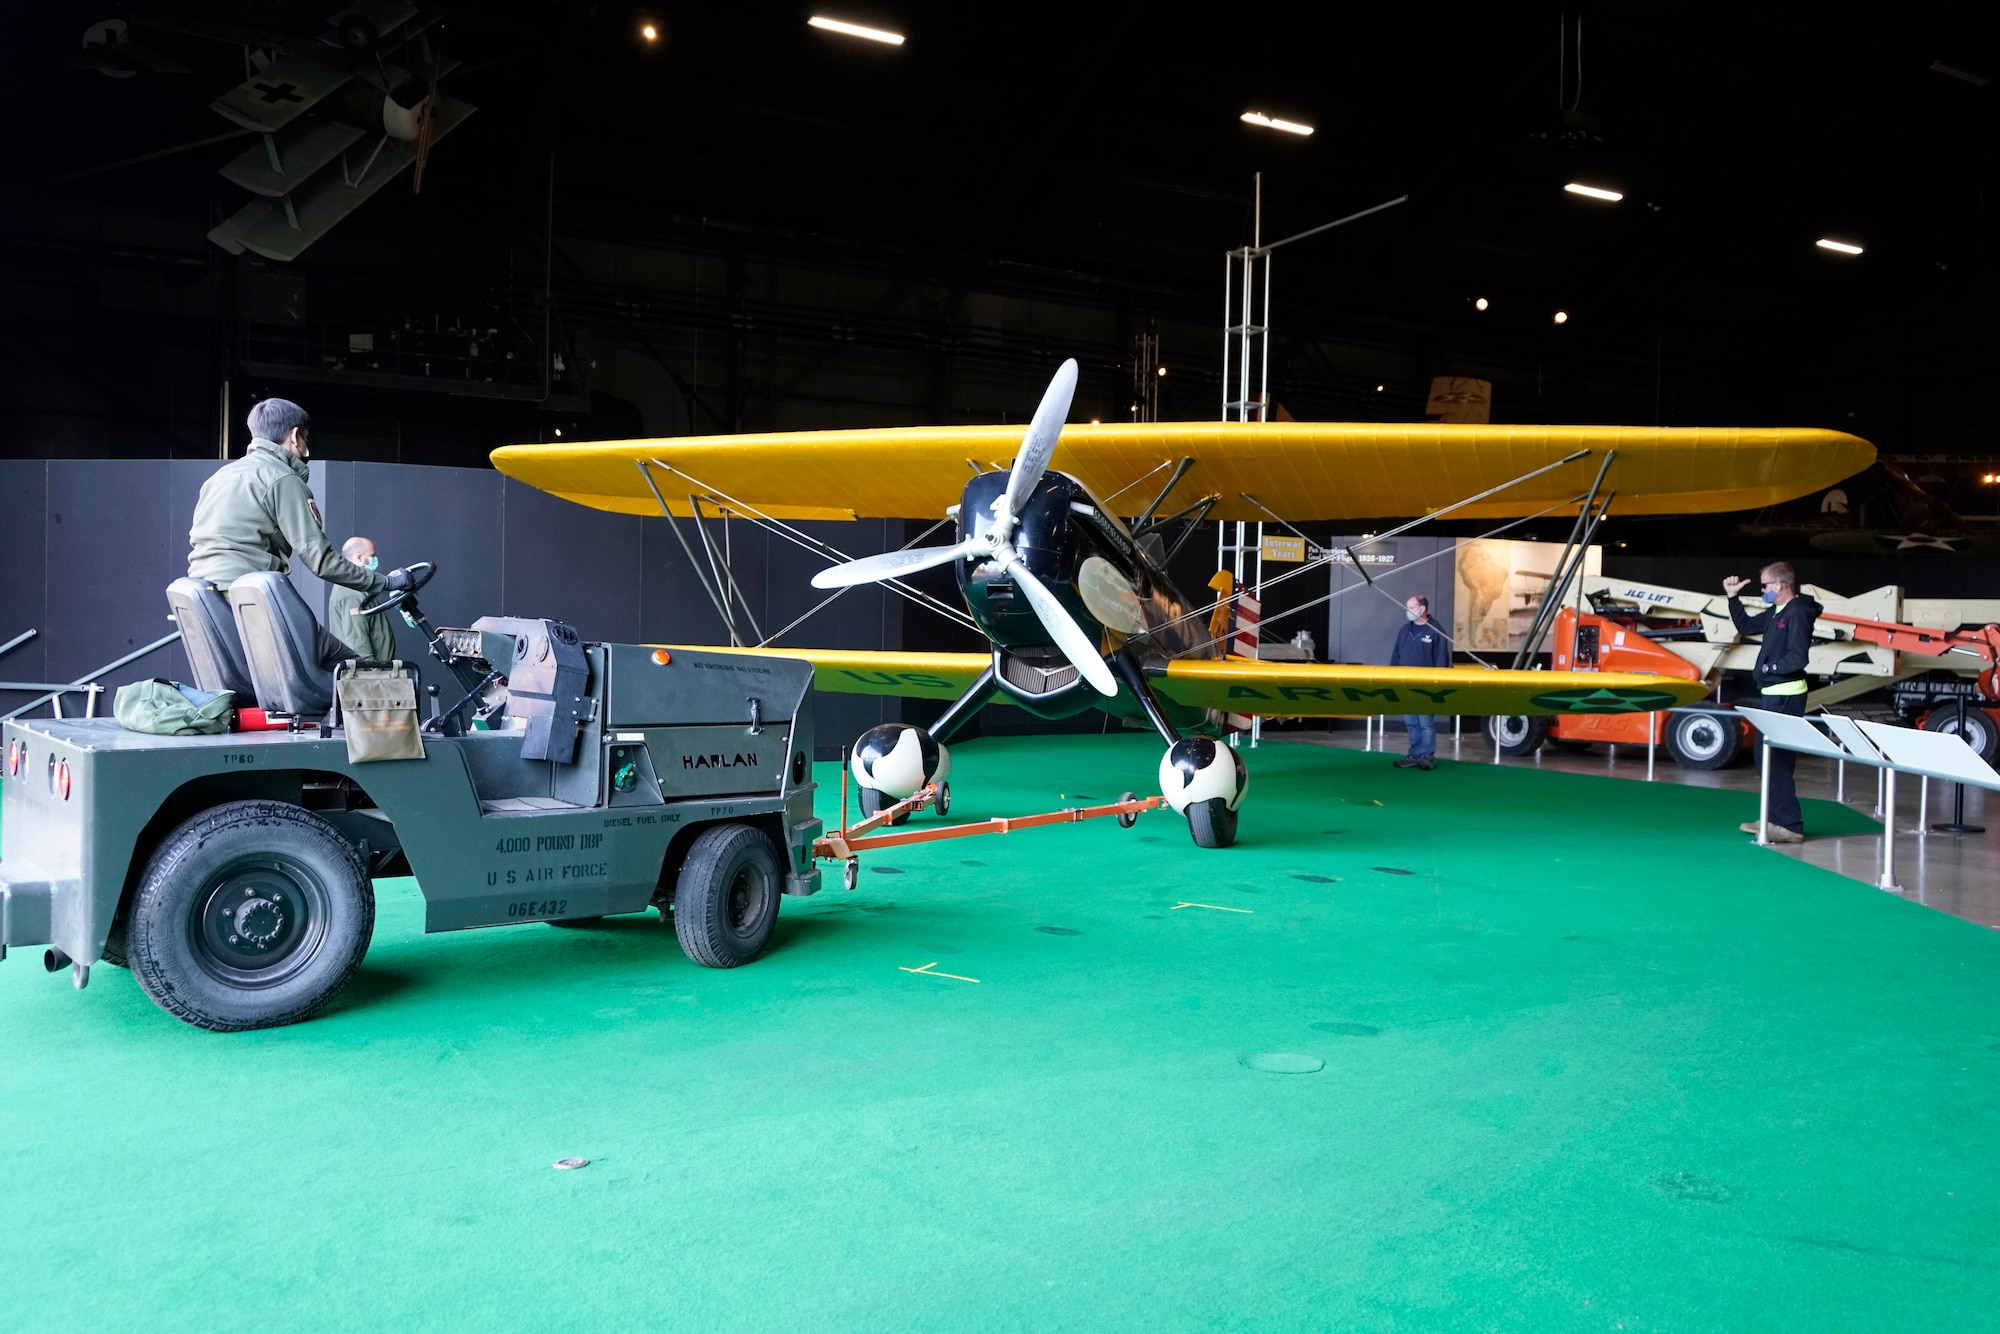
1391;594;1453;770
1723;562;1821;842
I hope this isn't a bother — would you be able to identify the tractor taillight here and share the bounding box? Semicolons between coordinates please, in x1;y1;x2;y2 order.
57;760;71;802
6;739;16;776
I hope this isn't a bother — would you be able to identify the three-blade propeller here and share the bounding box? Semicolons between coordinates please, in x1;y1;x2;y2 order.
810;359;1116;696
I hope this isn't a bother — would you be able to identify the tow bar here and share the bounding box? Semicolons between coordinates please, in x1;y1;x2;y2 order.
813;775;1167;892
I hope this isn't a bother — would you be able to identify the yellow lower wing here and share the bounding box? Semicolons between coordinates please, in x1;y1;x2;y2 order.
1157;660;1709;717
665;645;1707;718
663;646;1003;702
494;421;1872;523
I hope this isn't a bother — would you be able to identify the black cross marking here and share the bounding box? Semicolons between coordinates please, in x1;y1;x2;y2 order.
253;81;304;105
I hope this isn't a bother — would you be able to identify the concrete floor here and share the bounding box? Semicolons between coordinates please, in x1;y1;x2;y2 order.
1283;722;2000;932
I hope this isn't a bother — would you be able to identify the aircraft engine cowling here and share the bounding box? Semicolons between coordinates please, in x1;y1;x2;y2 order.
1158;737;1248;813
849;723;949;799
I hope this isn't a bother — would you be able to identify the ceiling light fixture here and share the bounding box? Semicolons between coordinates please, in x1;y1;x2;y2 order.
1375;384;1385;392
1156;365;1167;377
639;22;658;41
1474;297;1489;311
1553;311;1569;324
808;16;906;45
1816;238;1864;256
1241;111;1314;136
1564;183;1623;202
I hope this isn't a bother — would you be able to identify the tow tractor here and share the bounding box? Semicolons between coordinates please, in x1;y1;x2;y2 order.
0;565;1162;1031
1482;578;2000;767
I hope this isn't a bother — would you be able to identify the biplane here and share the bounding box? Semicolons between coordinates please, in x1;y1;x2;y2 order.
492;360;1873;847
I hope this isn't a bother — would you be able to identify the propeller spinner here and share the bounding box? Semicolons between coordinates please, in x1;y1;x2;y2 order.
810;360;1117;696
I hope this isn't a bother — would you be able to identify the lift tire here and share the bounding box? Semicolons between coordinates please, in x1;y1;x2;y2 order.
1665;710;1741;770
673;823;782;968
857;785;910;827
1482;715;1549;756
1188;798;1239;849
1921;704;2000;766
126;801;375;1031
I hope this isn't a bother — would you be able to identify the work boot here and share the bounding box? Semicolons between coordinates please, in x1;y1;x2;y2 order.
1416;757;1434;770
1738;820;1762;834
1769;825;1805;844
1393;756;1421;768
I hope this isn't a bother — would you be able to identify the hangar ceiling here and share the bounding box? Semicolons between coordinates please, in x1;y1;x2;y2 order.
5;4;1999;534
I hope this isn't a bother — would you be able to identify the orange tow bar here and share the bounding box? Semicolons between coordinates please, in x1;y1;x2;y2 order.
814;783;1167;890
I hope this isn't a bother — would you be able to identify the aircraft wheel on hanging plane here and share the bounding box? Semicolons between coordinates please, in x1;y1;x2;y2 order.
850;723;951;826
1158;738;1248;849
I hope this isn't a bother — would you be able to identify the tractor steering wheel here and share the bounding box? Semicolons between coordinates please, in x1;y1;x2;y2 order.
358;561;436;616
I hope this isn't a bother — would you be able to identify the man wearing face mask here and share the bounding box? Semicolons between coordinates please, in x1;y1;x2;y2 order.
1722;562;1821;843
188;397;387;664
327;537;397;664
1390;593;1452;770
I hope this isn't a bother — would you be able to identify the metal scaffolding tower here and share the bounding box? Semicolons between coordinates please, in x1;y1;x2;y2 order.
1216;175;1409;745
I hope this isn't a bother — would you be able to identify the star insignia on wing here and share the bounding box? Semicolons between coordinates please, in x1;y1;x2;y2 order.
1529;687;1683;714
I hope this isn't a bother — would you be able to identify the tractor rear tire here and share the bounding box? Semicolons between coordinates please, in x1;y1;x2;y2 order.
1188;798;1239;849
1482;715;1549;756
673;824;782;968
1665;710;1741;770
126;801;374;1031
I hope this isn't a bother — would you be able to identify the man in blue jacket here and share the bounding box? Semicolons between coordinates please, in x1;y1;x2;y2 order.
1724;562;1821;842
1391;594;1452;770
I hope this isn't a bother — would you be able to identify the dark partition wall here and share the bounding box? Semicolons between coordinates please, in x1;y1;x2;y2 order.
0;459;902;756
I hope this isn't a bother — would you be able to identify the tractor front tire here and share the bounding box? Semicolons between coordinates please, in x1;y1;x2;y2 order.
673;824;782;968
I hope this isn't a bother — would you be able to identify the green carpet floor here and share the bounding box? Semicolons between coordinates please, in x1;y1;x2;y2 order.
2;735;1995;1331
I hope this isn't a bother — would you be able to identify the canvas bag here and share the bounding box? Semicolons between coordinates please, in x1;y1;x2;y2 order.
333;660;426;763
113;680;236;736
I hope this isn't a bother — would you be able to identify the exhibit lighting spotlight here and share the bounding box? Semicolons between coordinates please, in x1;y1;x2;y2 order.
1241;111;1315;136
639;22;658;41
1156;365;1167;377
1553;310;1569;324
1375;384;1385;392
1474;297;1489;311
1816;238;1864;256
808;15;906;45
1564;183;1624;202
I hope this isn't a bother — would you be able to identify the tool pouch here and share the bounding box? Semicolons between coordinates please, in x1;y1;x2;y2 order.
333;660;426;763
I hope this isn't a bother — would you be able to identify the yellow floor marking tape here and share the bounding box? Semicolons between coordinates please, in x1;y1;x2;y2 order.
899;961;981;983
1170;902;1254;914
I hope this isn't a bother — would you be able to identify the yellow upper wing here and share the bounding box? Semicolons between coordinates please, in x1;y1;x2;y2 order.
667;646;1709;718
1154;660;1710;717
494;421;1873;523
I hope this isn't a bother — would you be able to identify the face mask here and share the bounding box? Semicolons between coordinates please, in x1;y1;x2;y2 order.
1406;607;1422;622
1762;589;1777;604
365;556;379;572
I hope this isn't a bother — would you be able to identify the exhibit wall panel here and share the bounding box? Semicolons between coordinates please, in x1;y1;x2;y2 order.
1324;537;1456;667
0;462;49;693
44;461;180;699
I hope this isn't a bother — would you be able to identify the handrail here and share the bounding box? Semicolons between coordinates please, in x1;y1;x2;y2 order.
1;631;182;722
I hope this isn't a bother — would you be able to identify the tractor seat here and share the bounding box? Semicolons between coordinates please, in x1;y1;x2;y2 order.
165;577;256;701
227;572;335;719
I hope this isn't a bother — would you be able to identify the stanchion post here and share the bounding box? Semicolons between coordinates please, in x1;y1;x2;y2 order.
1878;767;1903;892
1757;739;1772;846
1836;758;1845;805
1919;776;1929;837
1646;712;1657;782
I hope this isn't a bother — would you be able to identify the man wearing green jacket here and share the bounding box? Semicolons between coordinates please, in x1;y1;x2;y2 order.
188;398;387;665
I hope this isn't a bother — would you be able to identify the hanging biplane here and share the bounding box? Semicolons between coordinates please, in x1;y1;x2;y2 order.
491;360;1874;847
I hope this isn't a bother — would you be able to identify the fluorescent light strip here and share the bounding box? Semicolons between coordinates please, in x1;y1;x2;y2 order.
1241;111;1314;136
1564;182;1623;202
1816;238;1864;256
808;15;905;45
